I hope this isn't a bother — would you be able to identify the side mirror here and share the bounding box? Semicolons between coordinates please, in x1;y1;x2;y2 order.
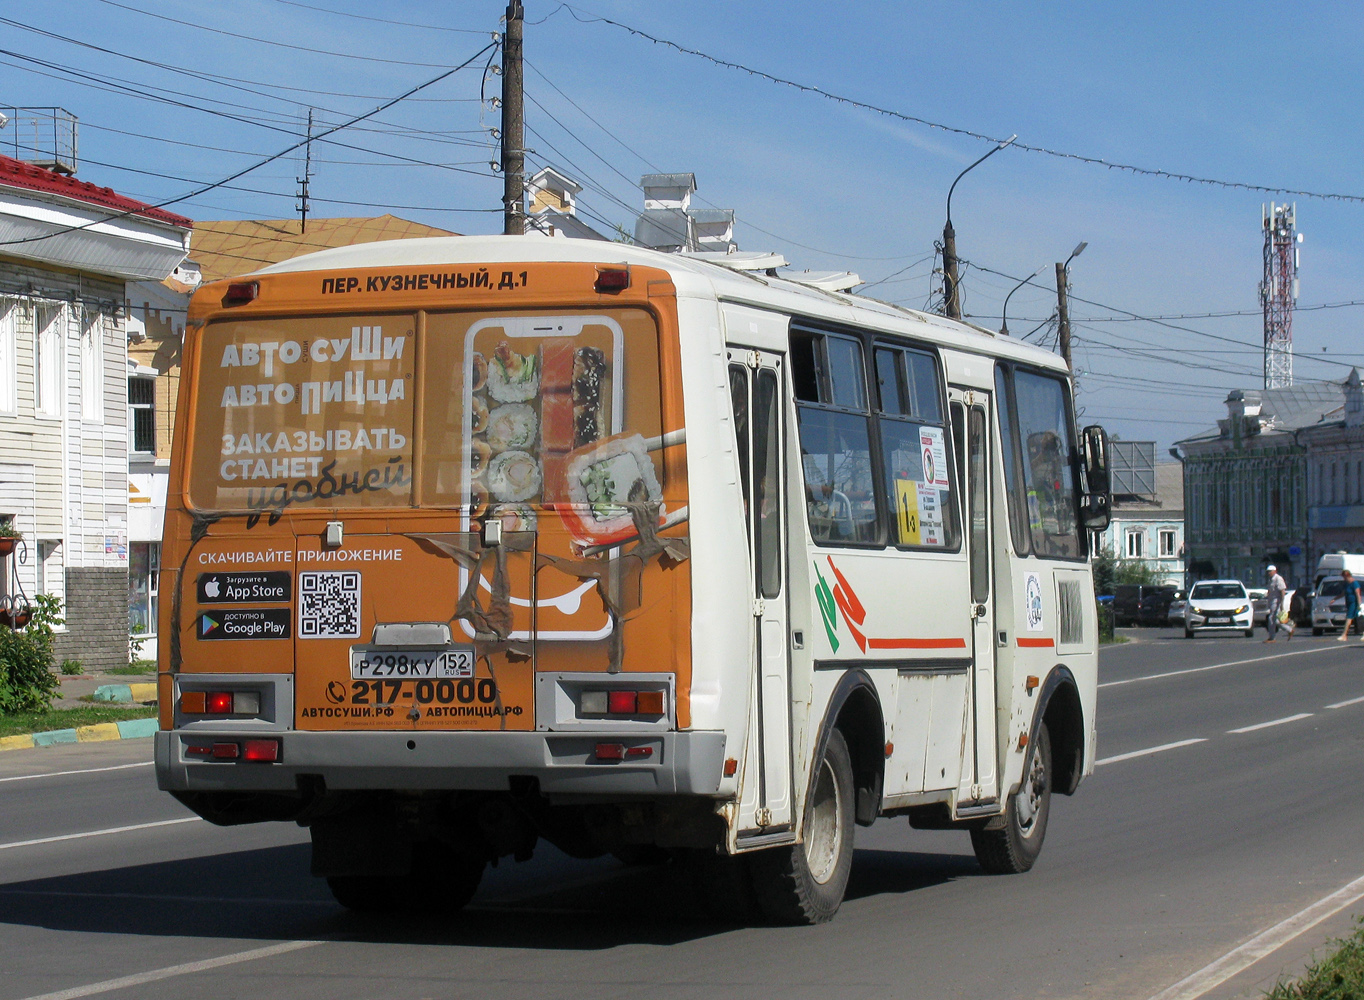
1080;424;1111;531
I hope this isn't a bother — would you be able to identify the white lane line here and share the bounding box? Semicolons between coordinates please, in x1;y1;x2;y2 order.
15;940;324;1000
1327;694;1364;709
1096;738;1207;767
1146;871;1364;1000
1101;645;1338;689
0;762;153;784
1227;712;1314;734
0;817;199;851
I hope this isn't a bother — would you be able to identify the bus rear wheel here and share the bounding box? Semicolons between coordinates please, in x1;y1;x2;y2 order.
326;840;484;915
748;728;854;925
971;722;1052;875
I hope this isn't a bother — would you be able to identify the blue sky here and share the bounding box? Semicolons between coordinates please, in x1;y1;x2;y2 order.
7;1;1364;448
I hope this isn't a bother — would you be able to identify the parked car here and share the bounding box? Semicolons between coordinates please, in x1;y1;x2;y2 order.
1184;579;1255;638
1166;592;1188;625
1114;584;1177;627
1290;586;1314;628
1247;588;1269;626
1138;587;1180;626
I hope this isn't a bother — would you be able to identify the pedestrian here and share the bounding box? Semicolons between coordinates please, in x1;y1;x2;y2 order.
1339;569;1364;642
1264;564;1290;642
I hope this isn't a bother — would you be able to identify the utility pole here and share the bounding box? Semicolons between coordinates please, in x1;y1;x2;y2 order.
296;107;313;234
942;223;961;320
500;1;525;236
1055;261;1072;370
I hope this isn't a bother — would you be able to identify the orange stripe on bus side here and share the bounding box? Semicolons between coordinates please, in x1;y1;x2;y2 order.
866;637;968;649
1016;637;1055;647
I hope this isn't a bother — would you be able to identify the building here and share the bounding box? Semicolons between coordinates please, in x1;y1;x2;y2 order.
124;215;456;658
1295;368;1364;568
1096;443;1184;586
524;167;608;241
1174;381;1343;589
633;173;738;254
0;153;191;669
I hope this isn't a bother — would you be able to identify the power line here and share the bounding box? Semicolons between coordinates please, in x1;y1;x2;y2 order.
0;40;499;247
549;3;1364;204
266;0;490;34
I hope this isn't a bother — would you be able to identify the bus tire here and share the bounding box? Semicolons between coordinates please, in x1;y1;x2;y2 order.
748;728;854;925
971;721;1052;875
326;841;484;915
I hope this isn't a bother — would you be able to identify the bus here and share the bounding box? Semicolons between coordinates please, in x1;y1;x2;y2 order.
155;235;1110;924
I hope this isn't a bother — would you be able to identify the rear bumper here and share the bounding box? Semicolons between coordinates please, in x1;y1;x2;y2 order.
155;728;727;797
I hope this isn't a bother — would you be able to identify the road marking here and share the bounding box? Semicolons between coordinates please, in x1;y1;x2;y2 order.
1146;871;1364;1000
15;940;324;1000
1101;645;1338;689
1227;712;1314;734
0;817;199;851
1326;694;1364;709
1096;738;1207;767
0;761;153;784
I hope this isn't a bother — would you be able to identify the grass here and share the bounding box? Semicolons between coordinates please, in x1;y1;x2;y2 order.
106;661;156;675
1099;635;1130;645
0;705;157;738
1267;920;1364;998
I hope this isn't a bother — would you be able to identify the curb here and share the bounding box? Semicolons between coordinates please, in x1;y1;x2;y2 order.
0;717;159;753
92;682;158;704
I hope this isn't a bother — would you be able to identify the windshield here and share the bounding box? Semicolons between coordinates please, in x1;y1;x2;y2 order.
1320;579;1347;597
188;309;662;516
1190;583;1246;600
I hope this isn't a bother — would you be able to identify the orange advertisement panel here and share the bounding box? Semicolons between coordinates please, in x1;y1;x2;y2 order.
188;314;416;517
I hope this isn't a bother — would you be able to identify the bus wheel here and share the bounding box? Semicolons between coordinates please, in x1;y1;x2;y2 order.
971;722;1052;875
748;728;854;925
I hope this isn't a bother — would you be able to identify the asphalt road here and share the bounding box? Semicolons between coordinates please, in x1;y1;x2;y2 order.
4;629;1364;1000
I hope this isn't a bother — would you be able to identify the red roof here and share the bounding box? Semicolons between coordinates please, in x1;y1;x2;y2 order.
0;154;193;230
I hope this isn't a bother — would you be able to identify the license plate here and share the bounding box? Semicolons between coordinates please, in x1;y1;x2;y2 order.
350;647;475;679
1209;616;1230;624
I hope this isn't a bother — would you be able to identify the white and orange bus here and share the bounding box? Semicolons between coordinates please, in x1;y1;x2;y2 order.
155;236;1110;923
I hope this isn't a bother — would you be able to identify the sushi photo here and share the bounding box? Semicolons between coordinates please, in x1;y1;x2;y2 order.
486;403;539;452
488;449;542;503
487;342;539;402
562;433;663;545
470;351;488;393
471;395;490;434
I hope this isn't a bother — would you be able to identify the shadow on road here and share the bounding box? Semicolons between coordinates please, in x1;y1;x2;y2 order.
0;842;978;947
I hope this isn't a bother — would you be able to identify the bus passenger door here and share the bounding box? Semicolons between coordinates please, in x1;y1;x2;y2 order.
728;349;793;831
951;392;999;805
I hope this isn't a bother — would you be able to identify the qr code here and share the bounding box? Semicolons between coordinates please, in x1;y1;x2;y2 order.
298;571;361;639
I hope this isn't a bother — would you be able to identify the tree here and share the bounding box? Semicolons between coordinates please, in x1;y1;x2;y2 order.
1114;559;1162;586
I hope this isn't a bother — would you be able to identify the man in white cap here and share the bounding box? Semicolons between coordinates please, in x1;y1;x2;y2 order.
1265;564;1289;642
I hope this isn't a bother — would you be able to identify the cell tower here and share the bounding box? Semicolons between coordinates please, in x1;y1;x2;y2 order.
1260;202;1300;389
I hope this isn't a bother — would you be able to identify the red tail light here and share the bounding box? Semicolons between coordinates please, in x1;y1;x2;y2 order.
206;691;233;714
594;743;625;761
243;739;280;762
594;268;629;293
223;281;258;306
211;742;239;760
607;690;637;714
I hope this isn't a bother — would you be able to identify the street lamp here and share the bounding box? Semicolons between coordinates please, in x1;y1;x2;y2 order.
1055;241;1088;368
1000;265;1045;337
942;133;1016;320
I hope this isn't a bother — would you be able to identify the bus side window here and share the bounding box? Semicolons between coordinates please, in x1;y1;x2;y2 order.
1013;369;1084;559
729;363;751;526
994;365;1031;556
877;345;957;550
790;329;880;546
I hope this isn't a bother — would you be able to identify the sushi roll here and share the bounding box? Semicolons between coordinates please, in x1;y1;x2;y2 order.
490;502;537;532
567;434;662;530
540;392;575;454
541;451;569;502
572;347;606;447
487;342;539;402
488;450;542;503
470;437;492;477
540;339;577;394
486;403;539;452
471;395;490;434
470;351;488;393
468;477;489;513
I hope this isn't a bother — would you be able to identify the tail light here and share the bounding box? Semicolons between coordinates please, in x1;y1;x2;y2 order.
579;688;666;717
182;690;260;715
594;268;629;293
211;742;239;760
243;739;280;762
222;281;258;306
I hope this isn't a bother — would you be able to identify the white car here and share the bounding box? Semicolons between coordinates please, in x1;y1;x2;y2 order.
1247;588;1269;626
1312;577;1353;635
1184;580;1255;638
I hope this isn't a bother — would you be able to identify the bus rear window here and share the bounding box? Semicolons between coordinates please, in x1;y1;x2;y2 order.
187;309;664;517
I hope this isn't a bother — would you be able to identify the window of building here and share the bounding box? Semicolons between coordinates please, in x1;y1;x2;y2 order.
37;539;64;611
128;541;159;638
34;303;63;418
129;376;155;454
0;298;15;415
80;309;103;422
1125;528;1144;558
1159;528;1177;557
